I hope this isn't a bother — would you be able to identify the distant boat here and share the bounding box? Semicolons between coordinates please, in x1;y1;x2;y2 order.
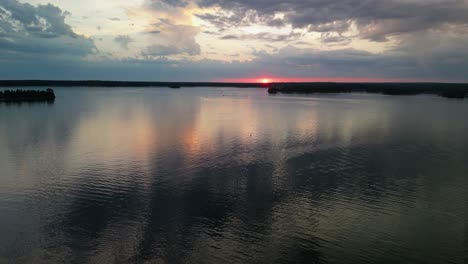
169;85;181;89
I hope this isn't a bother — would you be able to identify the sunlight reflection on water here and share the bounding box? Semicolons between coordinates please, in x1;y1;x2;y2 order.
0;87;468;263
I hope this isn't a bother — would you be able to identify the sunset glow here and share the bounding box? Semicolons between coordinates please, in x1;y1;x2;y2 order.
2;1;468;263
1;0;467;81
220;77;437;83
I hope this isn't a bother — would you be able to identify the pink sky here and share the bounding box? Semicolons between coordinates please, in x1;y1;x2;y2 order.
219;77;443;83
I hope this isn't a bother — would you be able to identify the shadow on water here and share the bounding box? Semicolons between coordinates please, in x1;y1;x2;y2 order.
0;99;55;105
52;159;324;263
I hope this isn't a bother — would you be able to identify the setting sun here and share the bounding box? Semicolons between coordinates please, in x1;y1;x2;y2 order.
261;78;271;84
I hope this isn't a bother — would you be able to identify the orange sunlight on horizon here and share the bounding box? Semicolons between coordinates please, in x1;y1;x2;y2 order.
219;77;432;83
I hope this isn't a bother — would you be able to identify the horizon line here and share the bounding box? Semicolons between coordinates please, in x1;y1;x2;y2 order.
1;80;468;84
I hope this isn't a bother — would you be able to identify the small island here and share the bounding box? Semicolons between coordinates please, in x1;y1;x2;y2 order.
0;88;56;102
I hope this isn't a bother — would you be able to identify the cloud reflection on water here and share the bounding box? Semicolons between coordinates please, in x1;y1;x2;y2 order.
0;88;467;263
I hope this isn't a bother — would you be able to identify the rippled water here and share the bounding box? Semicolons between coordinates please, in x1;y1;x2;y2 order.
1;87;468;263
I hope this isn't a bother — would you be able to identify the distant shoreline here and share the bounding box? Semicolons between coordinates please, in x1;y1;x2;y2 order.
267;83;468;99
1;80;467;99
1;80;467;88
0;80;268;88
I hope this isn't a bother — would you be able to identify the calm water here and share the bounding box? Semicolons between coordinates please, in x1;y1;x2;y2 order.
1;87;468;263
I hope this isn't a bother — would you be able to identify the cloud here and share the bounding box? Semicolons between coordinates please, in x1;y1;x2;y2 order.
248;38;468;80
194;0;468;42
319;33;351;45
2;36;467;82
0;0;77;38
0;0;95;57
202;30;220;35
142;44;199;56
219;34;237;40
146;30;161;34
146;0;190;9
195;9;258;30
142;22;201;57
308;21;351;34
1;0;467;82
114;35;133;49
220;31;302;42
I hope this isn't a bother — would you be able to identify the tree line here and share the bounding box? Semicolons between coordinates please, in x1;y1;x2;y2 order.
0;89;55;101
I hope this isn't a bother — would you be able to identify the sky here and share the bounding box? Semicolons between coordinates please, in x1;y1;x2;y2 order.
0;0;468;82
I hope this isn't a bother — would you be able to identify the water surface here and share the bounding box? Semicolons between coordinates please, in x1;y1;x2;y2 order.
1;87;468;263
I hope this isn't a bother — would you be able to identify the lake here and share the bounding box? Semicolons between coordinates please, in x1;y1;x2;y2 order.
1;87;467;263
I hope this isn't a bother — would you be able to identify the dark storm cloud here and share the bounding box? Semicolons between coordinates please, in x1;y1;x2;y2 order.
192;0;468;41
0;0;95;56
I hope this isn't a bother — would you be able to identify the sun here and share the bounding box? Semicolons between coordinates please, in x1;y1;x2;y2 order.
261;78;271;84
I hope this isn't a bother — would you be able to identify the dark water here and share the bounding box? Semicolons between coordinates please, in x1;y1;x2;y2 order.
1;87;468;263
